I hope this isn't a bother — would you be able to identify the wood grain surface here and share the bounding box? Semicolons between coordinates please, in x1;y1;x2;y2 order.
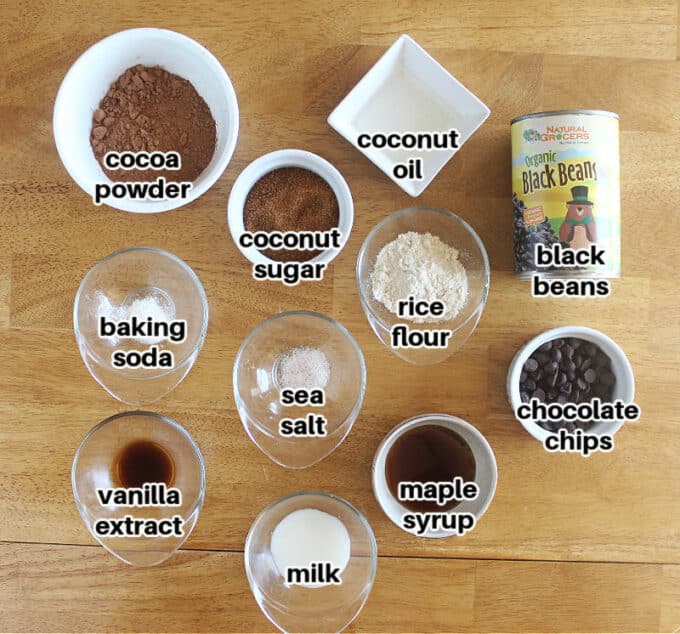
1;1;680;632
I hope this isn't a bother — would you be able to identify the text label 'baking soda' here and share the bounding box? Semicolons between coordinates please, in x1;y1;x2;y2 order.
93;483;184;538
93;151;192;206
99;315;187;369
532;244;611;298
357;130;460;181
391;297;452;348
279;388;327;437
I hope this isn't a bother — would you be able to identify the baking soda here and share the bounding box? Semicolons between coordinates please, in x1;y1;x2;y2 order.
95;288;175;345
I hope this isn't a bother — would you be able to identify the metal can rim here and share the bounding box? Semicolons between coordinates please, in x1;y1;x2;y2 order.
511;109;619;125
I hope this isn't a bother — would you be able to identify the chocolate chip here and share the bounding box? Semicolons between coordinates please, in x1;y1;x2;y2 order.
584;368;597;384
524;358;539;372
601;371;615;386
532;388;546;402
551;348;562;363
535;352;550;365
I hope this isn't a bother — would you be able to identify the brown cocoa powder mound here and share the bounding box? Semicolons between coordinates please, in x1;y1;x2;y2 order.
243;167;340;262
90;65;216;182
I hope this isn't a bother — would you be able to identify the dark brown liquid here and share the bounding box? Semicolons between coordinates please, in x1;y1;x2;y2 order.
386;424;476;512
113;439;175;488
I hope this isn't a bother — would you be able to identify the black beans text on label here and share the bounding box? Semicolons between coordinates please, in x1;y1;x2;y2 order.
521;160;597;195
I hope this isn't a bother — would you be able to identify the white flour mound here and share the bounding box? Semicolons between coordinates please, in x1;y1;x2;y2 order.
371;231;468;324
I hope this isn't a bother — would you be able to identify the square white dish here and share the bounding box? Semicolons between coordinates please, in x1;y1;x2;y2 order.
328;34;490;197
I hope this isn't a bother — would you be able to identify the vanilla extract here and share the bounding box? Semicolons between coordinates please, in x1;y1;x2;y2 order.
96;483;181;507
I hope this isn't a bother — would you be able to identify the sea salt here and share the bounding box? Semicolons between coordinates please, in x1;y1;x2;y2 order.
277;346;330;390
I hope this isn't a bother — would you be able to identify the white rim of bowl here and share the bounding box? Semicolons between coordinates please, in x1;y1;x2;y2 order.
506;326;636;442
227;149;354;266
372;413;498;539
53;27;239;213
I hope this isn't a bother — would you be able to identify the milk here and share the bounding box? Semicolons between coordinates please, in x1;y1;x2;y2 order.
270;508;351;588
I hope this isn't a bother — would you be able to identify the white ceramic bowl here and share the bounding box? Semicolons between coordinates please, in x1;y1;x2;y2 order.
507;326;636;442
328;34;490;197
53;28;239;213
227;149;353;267
372;414;497;539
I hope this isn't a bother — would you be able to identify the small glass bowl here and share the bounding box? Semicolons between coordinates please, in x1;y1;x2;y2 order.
356;207;490;365
244;491;377;633
72;411;205;567
233;311;366;469
74;247;209;405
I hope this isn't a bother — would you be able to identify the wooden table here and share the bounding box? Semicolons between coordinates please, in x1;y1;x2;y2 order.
2;1;680;631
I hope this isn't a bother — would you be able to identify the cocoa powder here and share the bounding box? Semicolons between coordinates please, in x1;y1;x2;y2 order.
90;65;216;182
243;167;340;262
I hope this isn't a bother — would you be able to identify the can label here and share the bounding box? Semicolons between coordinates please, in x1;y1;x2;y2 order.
511;112;620;278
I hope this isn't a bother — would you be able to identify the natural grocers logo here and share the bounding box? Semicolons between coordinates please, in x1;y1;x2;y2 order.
523;125;590;143
523;129;541;143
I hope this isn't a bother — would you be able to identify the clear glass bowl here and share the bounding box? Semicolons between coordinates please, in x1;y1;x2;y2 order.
244;491;377;633
73;247;209;405
356;207;490;365
71;411;205;567
233;311;366;469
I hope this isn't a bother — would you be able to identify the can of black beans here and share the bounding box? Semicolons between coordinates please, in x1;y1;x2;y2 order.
511;110;620;278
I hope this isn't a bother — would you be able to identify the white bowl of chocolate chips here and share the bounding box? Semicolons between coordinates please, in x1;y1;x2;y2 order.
53;28;239;213
507;326;635;443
